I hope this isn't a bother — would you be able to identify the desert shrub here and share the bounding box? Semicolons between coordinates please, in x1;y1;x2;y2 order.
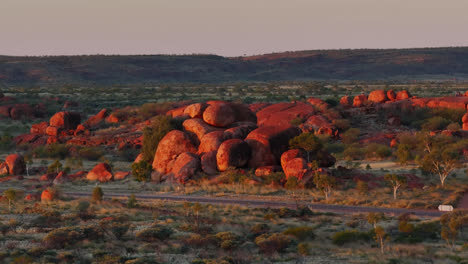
395;221;441;243
30;211;61;228
263;172;285;185
297;242;310;256
138;102;173;120
131;161;152;182
43;227;83;249
135;226;173;242
75;201;94;220
141;115;175;162
46;144;69;159
92;187;103;202
343;144;365;160
77;147;104;161
250;223;270;236
110;223;130;240
332;119;351;131
341;128;360;145
0;133;14;151
421;116;450;131
447;122;460;131
47;160;62;174
325;142;345;154
290;117;305;126
332;230;372;245
127;194;138;208
215;232;239;250
324;97;339;107
364;143;392;159
185;234;215;248
283;226;315;241
255;233;291;254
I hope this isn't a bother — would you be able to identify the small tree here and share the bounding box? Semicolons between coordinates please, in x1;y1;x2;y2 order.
313;172;336;200
3;189;20;211
141;115;174;162
440;211;468;250
127;194;138;208
374;225;388;254
47;160;63;174
367;212;384;228
92;186;104;203
192;202;202;230
24;154;33;177
420;148;460;187
396;144;411;165
131;160;153;182
356;180;369;196
289;133;323;162
384;174;406;200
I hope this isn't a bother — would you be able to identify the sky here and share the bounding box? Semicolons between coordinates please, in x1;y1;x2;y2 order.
1;0;468;57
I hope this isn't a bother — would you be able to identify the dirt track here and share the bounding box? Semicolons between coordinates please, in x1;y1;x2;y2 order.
66;192;445;218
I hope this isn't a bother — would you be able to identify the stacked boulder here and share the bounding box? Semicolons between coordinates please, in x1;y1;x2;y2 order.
463;113;468;131
149;99;336;184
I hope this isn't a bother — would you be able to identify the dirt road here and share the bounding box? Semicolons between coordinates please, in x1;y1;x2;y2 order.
66;192;444;217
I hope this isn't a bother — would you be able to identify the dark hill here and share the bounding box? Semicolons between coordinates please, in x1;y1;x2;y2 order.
1;47;468;86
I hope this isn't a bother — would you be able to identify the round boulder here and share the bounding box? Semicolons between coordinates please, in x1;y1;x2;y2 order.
216;139;251;171
203;103;236;127
170;152;201;183
368;90;388;104
4;154;25;175
152;130;197;174
183;103;207;119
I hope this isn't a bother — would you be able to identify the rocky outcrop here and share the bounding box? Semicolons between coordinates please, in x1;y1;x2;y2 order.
30;122;48;134
86;163;113;182
114;171;130;180
246;126;301;168
152;130;197;174
41;189;55;202
216;139;251;171
256;102;315;127
353;95;368;107
49;111;81;130
0;154;25;175
83;109;108;128
223;122;257;139
282;158;309;180
168;152;201;183
463;112;468;130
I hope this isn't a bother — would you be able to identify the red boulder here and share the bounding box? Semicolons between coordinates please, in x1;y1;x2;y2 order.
396;90;411;100
216;139;251;171
368;90;388;104
86;163;113;182
183;103;207;119
203;102;236;127
201;151;218;175
170;152;201;183
152;130;197;175
353;94;368;107
49;111;81;130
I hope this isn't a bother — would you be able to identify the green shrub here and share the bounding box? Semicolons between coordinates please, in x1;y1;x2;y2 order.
135;226;173;242
131;161;152;182
92;187;103;202
332;230;372;245
254;233;291;254
297;242;310;256
43;227;83;249
283;226;315;241
77;147;104;161
250;223;269;236
141;115;174;162
421;116;450;131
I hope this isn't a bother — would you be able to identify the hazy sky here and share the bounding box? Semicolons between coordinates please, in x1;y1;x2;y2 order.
1;0;468;56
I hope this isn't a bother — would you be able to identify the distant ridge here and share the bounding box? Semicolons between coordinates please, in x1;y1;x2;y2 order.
1;47;468;86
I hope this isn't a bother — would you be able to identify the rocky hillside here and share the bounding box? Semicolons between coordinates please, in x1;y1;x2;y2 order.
2;47;468;86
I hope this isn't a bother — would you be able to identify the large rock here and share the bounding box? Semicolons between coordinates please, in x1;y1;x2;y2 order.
53;171;69;184
84;109;108;128
396;90;411;100
3;154;25;175
170;152;201;183
387;90;396;101
203;102;236;127
246;125;302;168
183;103;207;119
45;126;60;137
223;122;257;139
86;163;113;182
307;97;330;110
281;149;306;169
30;121;48;134
216;139;251;171
201;151;218;175
183;118;221;141
368;90;388;103
230;103;257;123
152;130;197;174
353;95;368;107
256;102;315;127
41;189;55;202
198;131;227;154
283;158;308;180
340;96;353;107
49;111;81;130
114;171;130;180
